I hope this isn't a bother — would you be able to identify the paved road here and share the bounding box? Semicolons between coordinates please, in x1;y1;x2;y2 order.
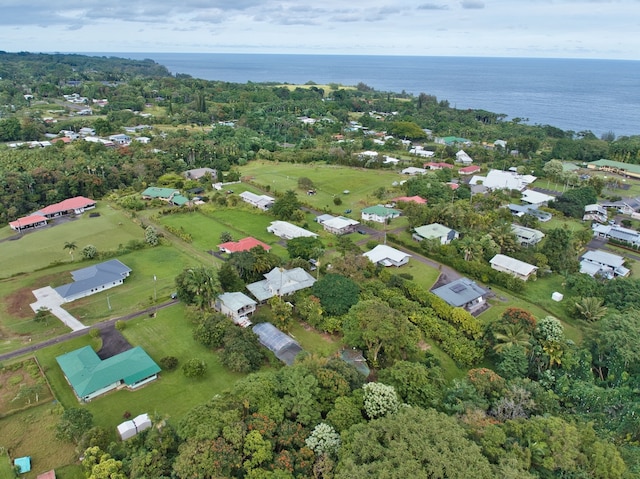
0;299;178;363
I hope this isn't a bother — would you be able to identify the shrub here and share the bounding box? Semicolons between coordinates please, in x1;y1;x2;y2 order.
159;356;179;371
114;320;125;331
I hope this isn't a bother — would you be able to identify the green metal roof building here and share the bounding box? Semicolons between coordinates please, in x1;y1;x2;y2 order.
588;159;640;179
56;346;160;402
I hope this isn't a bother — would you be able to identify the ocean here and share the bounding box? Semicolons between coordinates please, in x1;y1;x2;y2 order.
94;53;640;137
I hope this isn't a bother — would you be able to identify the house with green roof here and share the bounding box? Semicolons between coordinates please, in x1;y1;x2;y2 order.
588;159;640;180
141;187;189;206
361;205;400;223
413;223;459;244
56;346;160;402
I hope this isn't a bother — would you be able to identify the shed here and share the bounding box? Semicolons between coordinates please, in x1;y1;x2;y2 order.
117;413;152;440
14;456;31;474
252;322;303;365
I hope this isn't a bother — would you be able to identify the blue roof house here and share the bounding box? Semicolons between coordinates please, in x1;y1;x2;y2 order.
55;259;131;303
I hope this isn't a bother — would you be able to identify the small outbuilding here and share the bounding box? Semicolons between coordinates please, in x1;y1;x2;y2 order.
252;322;303;365
117;413;152;440
14;456;31;474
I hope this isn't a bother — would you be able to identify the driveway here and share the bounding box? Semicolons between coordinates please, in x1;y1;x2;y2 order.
30;287;87;332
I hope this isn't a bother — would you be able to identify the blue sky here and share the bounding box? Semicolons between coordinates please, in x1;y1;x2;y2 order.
1;0;639;60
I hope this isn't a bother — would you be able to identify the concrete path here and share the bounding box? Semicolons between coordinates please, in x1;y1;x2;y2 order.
30;287;88;332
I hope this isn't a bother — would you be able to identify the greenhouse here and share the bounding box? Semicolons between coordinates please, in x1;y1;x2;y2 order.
252;322;303;365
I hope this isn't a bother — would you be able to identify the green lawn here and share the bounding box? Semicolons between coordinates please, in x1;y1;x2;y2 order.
240;161;404;216
478;276;583;344
0;204;143;279
63;245;196;324
288;321;343;357
35;305;247;431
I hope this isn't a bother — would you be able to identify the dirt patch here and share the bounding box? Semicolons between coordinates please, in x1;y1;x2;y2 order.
4;273;69;319
97;325;132;360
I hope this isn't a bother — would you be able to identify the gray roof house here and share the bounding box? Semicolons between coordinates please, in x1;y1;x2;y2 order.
215;292;257;327
252;322;303;365
431;278;488;314
246;267;316;302
183;167;217;180
580;250;630;279
511;224;545;247
55;259;131;303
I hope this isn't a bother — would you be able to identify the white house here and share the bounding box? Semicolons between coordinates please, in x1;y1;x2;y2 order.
54;259;132;303
580;250;630;279
246;267;316;302
455;150;473;165
583;204;607;223
471;170;537;191
363;244;411;267
361;205;400;223
409;146;435;158
490;254;538;281
521;189;555;207
413;223;459;244
592;224;640;247
267;221;318;240
401;167;427;175
320;216;360;235
108;134;131;145
215;292;257;326
240;191;275;210
511;224;545;247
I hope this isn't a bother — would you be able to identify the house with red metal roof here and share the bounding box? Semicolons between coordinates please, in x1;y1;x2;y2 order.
459;165;481;175
424;162;454;170
9;214;48;232
37;196;96;218
218;236;271;254
391;196;427;205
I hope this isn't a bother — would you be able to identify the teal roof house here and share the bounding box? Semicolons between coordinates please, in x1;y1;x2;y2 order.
56;346;160;402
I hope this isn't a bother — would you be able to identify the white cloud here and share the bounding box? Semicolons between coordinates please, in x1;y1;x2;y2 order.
0;0;637;59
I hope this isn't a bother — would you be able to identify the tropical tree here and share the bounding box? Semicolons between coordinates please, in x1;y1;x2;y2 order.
493;324;531;354
64;241;77;260
574;296;608;322
56;407;94;443
174;266;220;310
311;274;359;316
271;189;301;220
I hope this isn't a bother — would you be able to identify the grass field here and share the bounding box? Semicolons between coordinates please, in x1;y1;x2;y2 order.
0;204;143;279
240;161;405;216
34;305;248;429
0;403;79;479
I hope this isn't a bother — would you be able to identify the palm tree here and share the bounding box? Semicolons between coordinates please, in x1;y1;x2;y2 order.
574;296;608;322
493;323;531;354
63;241;77;261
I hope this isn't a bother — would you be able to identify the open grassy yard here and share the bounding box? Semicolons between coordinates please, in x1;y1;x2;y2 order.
0;403;79;479
240;161;404;216
288;321;343;357
478;276;583;344
63;245;197;324
0;244;196;354
0;204;143;279
34;305;247;430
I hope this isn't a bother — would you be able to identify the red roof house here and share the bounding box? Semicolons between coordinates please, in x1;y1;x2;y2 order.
392;196;427;205
37;196;96;218
218;237;271;254
459;165;481;175
9;214;48;232
424;162;454;170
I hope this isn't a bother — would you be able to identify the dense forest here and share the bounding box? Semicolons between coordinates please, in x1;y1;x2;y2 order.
2;53;640;478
